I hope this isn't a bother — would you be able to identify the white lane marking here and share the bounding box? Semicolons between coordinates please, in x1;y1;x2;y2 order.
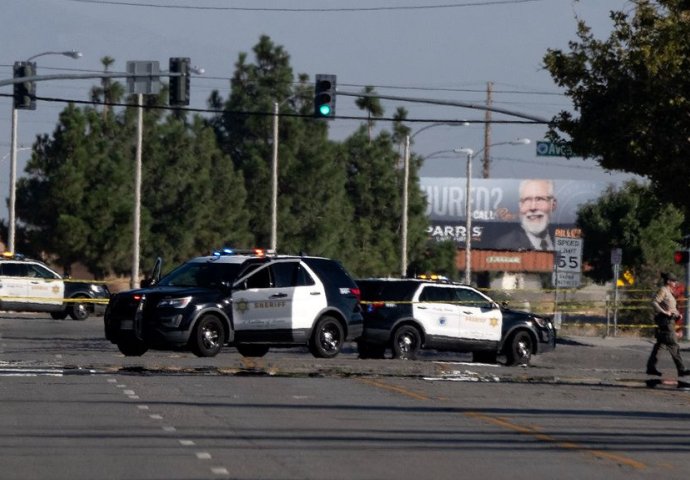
128;395;140;400
137;405;149;410
196;452;212;460
149;414;163;420
107;378;117;383
179;440;195;446
211;467;229;475
116;384;126;388
123;390;136;395
162;426;176;432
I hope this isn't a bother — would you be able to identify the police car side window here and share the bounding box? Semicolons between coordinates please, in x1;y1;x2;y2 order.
454;288;487;308
246;266;272;289
272;262;297;288
29;264;59;279
295;264;315;286
1;263;27;277
270;262;316;288
419;286;453;303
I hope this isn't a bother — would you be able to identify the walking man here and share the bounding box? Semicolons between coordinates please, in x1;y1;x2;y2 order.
646;272;690;377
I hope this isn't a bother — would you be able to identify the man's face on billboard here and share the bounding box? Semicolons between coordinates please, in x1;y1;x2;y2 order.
519;180;556;236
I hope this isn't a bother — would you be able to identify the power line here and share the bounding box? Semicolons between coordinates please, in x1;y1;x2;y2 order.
0;64;566;98
0;92;548;124
69;0;544;13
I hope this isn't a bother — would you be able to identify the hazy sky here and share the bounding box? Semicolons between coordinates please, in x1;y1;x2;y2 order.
0;0;640;220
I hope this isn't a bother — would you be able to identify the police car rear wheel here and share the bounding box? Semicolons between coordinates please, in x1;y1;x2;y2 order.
391;325;421;360
190;315;225;357
309;315;344;358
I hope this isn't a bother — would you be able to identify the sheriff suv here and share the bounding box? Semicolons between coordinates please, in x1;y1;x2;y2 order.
0;252;110;320
104;249;363;358
356;277;556;365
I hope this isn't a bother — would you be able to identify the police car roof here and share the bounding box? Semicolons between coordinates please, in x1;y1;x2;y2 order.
188;253;328;264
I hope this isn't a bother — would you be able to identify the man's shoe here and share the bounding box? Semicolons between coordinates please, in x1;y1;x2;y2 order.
678;370;690;377
646;368;663;376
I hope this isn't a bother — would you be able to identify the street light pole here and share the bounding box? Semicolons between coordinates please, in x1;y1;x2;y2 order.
7;50;82;253
454;138;531;285
400;122;470;277
131;93;143;289
401;136;410;277
456;148;474;284
8;108;18;253
271;101;279;252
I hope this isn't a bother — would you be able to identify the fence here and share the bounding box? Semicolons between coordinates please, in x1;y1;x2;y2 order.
483;286;680;338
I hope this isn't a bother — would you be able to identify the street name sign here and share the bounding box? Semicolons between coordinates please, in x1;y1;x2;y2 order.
536;141;574;157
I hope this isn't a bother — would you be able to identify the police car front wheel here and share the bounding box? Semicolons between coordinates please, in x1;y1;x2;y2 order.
190;315;225;357
505;330;533;366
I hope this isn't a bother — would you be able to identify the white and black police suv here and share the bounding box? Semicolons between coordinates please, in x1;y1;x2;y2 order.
0;252;110;320
356;277;556;364
104;248;363;358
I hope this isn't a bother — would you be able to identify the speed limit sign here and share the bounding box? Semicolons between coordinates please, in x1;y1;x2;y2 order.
553;236;583;287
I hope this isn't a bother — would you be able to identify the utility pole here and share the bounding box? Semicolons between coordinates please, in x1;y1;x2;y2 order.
482;81;493;178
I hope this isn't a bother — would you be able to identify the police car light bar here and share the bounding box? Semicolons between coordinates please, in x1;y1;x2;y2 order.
212;248;276;257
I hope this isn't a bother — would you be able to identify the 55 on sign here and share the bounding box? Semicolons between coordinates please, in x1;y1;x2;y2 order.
553;236;583;288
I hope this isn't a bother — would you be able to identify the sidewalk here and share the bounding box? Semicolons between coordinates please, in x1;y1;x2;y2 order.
560;334;655;349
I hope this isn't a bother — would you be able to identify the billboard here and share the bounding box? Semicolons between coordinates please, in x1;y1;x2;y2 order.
420;177;608;251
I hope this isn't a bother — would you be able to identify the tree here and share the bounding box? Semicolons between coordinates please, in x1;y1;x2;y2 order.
210;36;295;247
89;56;125;120
544;1;690;214
17;64;251;277
338;126;429;277
355;86;384;142
209;37;353;257
577;181;684;290
16;104;133;277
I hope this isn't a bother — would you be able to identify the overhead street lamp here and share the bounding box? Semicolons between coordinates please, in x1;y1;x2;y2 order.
400;122;470;277
454;138;531;284
8;50;82;253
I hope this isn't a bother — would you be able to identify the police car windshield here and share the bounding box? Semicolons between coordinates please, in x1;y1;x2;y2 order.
158;262;243;288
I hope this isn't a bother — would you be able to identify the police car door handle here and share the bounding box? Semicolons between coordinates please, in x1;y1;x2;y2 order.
310;291;321;296
418;305;427;309
270;293;287;299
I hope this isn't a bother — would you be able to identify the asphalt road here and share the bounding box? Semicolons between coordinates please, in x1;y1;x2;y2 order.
1;314;690;479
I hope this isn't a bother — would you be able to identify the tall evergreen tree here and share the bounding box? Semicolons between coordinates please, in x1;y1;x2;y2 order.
16;103;133;277
355;86;384;142
210;36;294;247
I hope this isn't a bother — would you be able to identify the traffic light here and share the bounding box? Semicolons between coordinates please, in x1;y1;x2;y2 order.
674;250;689;264
13;61;36;110
169;57;190;106
314;74;336;118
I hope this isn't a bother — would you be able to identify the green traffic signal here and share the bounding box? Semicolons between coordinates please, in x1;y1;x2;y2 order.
313;74;336;118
